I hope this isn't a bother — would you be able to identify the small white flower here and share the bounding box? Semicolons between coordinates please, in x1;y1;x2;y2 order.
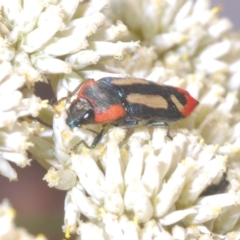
0;0;138;181
43;167;77;190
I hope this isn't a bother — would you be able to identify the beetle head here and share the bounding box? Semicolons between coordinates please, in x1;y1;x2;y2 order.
66;98;94;128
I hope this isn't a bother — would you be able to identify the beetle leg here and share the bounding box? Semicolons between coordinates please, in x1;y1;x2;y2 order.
115;118;173;140
70;140;92;152
147;121;173;140
114;118;139;128
90;127;105;148
70;126;105;152
81;126;106;148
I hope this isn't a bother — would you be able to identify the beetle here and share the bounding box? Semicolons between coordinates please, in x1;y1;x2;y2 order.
58;77;199;149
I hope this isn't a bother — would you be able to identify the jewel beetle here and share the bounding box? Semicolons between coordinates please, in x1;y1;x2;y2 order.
59;77;199;149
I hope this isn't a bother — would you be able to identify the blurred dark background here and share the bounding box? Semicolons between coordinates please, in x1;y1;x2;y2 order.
0;1;239;240
0;161;66;240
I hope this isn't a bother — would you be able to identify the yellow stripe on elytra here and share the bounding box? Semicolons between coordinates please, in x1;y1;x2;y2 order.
170;94;184;112
111;78;150;86
126;93;168;109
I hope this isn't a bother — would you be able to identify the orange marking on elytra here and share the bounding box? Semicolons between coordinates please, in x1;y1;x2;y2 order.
173;87;199;116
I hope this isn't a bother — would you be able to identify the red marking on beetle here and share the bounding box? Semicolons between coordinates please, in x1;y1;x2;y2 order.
173;87;198;117
94;104;126;123
77;79;95;98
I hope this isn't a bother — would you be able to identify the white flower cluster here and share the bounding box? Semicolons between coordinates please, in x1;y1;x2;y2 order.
1;0;240;239
0;53;48;180
0;0;138;179
61;128;234;239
